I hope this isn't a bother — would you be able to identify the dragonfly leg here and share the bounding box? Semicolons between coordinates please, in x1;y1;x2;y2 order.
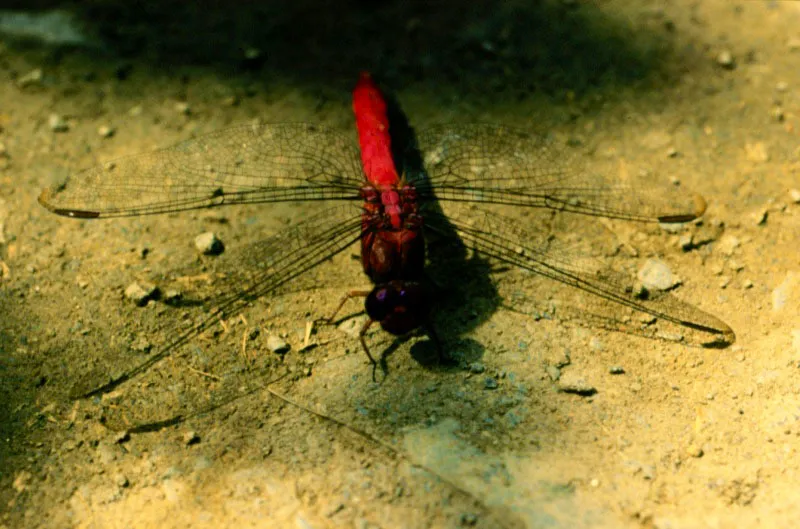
317;290;371;325
358;318;378;366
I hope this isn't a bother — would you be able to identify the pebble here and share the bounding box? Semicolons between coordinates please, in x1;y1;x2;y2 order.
771;106;785;122
557;372;597;396
745;142;769;163
751;208;768;226
742;279;754;289
637;258;678;291
174;101;191;115
717;235;740;257
460;513;478;526
267;334;290;355
17;68;43;88
194;232;224;255
97;125;115;138
609;366;625;375
115;473;130;488
162;288;182;304
772;272;799;312
469;362;485;374
678;233;694;251
789;37;800;51
788;189;800;204
48;113;69;132
484;377;499;390
545;365;561;381
183;430;200;445
124;281;159;306
715;50;735;69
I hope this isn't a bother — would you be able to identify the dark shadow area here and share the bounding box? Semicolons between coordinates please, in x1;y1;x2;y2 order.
1;0;677;102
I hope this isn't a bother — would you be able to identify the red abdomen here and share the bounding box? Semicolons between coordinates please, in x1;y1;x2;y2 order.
352;72;400;188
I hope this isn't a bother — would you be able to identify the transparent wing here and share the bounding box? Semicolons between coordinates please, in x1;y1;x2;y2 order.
82;203;364;398
426;206;734;347
39;123;365;218
412;124;707;223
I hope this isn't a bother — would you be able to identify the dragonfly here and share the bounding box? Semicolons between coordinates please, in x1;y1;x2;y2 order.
39;72;734;397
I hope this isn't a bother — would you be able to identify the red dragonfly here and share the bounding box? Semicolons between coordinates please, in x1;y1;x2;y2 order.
39;72;734;394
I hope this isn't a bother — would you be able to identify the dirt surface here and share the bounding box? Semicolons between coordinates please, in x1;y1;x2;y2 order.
1;1;800;528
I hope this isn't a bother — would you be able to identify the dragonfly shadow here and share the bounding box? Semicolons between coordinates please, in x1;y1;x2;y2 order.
383;85;498;369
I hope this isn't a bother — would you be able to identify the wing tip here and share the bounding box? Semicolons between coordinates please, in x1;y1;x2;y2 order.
38;188;100;219
657;193;708;223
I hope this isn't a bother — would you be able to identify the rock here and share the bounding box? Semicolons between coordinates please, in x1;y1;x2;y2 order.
745;142;769;163
469;362;485;374
772;273;799;312
545;365;561;381
17;68;43;88
716;50;735;69
678;233;694;251
194;232;224;255
609;366;625;375
174;101;191;115
48;113;69;132
557;372;597;396
183;431;200;445
788;189;800;204
717;235;741;256
637;258;679;291
484;377;499;390
98;125;115;138
124;282;159;306
266;334;290;355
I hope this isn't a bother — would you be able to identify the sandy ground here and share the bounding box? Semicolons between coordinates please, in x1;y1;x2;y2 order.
1;1;800;528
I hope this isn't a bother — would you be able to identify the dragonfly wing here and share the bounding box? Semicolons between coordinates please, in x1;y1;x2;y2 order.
411;124;706;223
426;206;735;347
81;203;363;399
39;123;365;218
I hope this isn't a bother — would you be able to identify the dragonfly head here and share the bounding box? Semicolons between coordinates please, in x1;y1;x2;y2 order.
365;280;429;335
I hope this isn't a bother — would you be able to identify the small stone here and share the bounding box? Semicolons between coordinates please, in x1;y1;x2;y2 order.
113;431;130;444
194;232;224;255
484;377;499;390
609;365;625;375
162;288;182;304
124;282;159;306
719;276;731;289
128;105;143;117
751;208;768;226
17;68;43;88
666;147;678;158
183;431;200;445
772;273;800;312
717;235;740;257
460;513;478;526
469;362;485;374
742;279;753;289
545;365;561;381
174;101;191;115
557;373;597;396
788;189;800;204
115;473;130;487
590;478;600;487
686;444;703;457
789;37;800;51
745;142;769;163
776;81;789;92
637;258;679;291
770;106;785;122
716;50;735;69
48;114;69;132
98;125;115;138
267;334;290;355
678;233;694;251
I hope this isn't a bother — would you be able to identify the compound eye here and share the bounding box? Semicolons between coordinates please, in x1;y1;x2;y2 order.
365;286;392;321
